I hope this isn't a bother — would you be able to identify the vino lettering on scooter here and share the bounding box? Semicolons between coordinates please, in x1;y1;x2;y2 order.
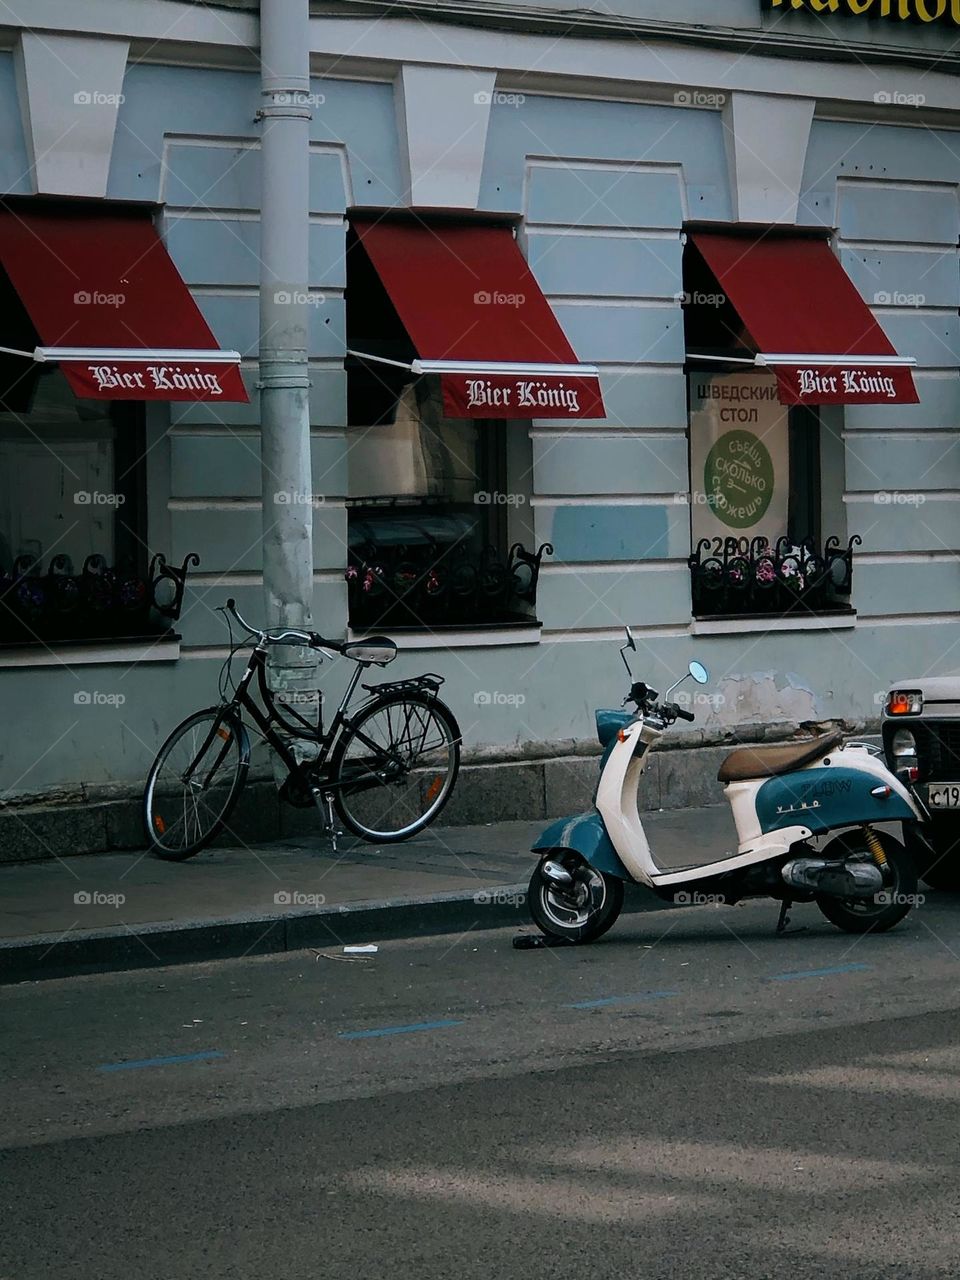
525;628;923;944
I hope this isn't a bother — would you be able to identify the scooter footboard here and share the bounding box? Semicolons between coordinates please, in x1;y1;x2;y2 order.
532;812;630;879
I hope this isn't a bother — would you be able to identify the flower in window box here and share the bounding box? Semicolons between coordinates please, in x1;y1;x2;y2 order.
425;568;443;597
393;564;419;596
345;564;359;583
119;577;148;611
15;577;46;619
755;558;776;586
362;566;384;594
779;556;806;593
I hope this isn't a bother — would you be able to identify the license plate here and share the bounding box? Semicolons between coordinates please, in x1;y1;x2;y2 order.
928;784;960;809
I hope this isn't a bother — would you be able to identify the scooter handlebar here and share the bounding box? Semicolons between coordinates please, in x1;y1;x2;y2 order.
664;702;696;723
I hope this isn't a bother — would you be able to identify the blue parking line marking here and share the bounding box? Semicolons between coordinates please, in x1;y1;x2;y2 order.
97;1050;225;1073
338;1019;464;1040
567;991;679;1010
765;963;872;983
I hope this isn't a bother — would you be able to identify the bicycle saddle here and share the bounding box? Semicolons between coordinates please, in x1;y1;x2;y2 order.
341;636;398;666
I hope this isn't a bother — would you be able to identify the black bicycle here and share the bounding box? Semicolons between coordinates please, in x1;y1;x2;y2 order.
142;599;461;860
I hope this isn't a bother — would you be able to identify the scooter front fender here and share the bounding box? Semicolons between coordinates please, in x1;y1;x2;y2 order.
532;812;631;881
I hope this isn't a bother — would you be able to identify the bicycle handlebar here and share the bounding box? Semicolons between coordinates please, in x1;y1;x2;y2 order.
223;598;340;652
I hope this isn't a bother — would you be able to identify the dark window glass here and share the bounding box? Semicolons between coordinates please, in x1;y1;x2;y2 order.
345;226;530;631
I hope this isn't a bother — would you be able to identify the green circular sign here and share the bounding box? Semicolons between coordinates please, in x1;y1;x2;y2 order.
703;430;774;530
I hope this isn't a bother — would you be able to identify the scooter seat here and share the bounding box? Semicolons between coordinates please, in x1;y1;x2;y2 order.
717;731;843;784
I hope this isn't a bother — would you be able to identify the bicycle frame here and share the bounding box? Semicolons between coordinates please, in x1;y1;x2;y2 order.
224;642;443;793
223;642;365;783
145;597;461;857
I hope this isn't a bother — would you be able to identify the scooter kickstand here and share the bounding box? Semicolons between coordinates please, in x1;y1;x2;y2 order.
775;898;806;937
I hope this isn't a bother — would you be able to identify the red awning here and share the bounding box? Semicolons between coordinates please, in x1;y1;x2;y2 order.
689;231;918;406
0;208;247;402
350;219;604;419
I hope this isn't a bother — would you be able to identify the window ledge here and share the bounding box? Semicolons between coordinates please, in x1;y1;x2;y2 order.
0;636;181;669
692;612;857;637
347;624;542;649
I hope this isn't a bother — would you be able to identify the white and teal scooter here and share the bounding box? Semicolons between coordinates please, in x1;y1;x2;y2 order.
528;629;922;944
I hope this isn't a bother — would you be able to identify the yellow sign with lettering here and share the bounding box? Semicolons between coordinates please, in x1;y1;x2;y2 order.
764;0;960;24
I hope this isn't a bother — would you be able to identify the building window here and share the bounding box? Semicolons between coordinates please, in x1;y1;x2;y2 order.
345;224;542;631
0;367;180;646
682;237;856;620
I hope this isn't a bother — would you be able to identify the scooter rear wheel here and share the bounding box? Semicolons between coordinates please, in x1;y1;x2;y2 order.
815;830;917;934
528;854;624;945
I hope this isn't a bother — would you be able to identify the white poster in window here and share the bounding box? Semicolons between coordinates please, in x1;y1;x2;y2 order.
688;371;790;548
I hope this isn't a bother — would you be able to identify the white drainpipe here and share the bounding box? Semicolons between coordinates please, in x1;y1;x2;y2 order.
258;0;318;690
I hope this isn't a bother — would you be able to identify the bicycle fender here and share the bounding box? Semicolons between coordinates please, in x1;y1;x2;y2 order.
533;812;630;880
207;705;251;768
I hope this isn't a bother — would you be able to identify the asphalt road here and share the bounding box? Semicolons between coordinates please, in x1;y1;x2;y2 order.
4;894;960;1279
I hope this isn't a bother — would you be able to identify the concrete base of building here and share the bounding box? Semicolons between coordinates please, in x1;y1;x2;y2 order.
0;720;879;864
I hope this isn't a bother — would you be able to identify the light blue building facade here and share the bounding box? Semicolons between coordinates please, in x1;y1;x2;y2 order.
0;0;957;840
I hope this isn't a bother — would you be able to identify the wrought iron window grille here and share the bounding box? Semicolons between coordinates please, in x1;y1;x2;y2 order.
0;551;199;645
689;535;860;619
347;540;552;629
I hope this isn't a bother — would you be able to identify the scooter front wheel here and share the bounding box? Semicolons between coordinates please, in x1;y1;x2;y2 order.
528;854;624;944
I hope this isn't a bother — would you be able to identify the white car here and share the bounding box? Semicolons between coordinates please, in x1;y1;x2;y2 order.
883;678;960;890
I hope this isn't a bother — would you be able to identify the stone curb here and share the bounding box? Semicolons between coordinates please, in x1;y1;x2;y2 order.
0;880;674;985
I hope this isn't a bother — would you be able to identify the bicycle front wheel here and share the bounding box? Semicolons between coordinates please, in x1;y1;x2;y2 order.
331;693;460;842
143;707;249;860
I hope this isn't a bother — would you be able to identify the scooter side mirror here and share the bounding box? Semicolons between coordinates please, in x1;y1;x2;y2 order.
620;626;637;678
689;660;709;685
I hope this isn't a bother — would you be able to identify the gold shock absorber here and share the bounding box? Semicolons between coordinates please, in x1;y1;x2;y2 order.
862;824;888;870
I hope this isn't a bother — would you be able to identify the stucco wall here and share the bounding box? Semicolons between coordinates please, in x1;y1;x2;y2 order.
0;8;957;801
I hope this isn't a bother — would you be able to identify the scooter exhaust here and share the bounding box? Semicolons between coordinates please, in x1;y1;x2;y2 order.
781;857;883;899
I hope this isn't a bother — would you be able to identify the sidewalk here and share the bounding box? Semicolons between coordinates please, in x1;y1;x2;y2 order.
0;807;733;984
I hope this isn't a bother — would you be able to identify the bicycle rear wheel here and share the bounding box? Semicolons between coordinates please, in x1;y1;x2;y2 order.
143;707;249;860
331;692;460;842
